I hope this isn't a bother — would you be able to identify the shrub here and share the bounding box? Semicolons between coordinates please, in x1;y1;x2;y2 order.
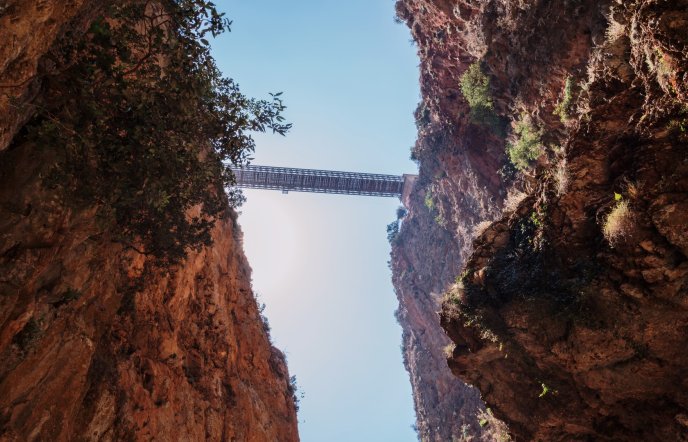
507;117;543;171
553;77;576;122
26;1;290;264
424;189;435;212
288;375;302;412
443;343;455;358
386;220;400;243
603;200;632;244
460;62;500;130
409;145;419;162
460;63;491;114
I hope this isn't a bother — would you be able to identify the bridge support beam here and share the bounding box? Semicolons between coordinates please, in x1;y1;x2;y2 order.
231;165;416;200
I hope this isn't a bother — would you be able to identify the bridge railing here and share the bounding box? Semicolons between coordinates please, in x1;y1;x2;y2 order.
230;165;406;197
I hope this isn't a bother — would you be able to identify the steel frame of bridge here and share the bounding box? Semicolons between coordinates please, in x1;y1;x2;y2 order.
231;165;407;197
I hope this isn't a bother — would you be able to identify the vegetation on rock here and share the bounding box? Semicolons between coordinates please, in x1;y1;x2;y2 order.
553;76;576;123
603;199;632;245
26;0;290;264
506;116;543;171
459;62;500;131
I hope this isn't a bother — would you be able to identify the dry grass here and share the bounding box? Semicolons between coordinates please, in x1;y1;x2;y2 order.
472;220;493;237
554;159;569;196
605;19;626;42
443;343;455;359
603;200;632;244
504;188;527;213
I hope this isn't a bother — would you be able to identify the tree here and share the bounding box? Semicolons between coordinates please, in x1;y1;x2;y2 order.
26;1;291;264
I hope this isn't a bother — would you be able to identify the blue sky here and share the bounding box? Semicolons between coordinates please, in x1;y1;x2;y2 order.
212;2;420;440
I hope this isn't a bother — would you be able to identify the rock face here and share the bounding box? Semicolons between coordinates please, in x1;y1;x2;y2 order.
0;0;97;153
0;3;299;441
391;0;508;439
393;0;688;441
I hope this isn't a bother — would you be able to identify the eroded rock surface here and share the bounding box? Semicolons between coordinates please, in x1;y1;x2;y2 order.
393;0;688;440
0;3;299;441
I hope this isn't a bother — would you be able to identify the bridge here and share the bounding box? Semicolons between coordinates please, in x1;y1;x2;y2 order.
230;165;417;204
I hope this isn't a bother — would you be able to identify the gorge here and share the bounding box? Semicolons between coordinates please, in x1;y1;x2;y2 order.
1;1;688;441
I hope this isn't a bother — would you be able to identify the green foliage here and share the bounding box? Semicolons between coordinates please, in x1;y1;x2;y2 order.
553;76;576;122
529;211;542;228
288;375;303;412
396;206;408;219
538;382;557;398
460;62;500;130
507;116;543;171
424;189;435;212
27;1;290;264
386;219;400;243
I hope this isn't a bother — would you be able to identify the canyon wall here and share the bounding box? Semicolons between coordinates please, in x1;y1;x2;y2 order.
393;0;688;441
0;2;299;441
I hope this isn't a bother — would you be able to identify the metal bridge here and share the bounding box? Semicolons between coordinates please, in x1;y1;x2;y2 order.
230;165;417;201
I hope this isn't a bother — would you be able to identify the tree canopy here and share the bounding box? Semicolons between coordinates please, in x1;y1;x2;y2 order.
27;1;290;264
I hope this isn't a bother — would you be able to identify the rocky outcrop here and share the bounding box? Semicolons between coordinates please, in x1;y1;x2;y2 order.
391;0;509;438
0;0;99;153
441;1;688;440
0;3;299;441
393;0;688;440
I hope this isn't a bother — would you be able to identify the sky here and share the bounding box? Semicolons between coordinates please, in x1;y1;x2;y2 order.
212;2;420;440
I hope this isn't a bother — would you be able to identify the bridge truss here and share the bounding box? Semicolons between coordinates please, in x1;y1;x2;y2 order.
230;165;407;198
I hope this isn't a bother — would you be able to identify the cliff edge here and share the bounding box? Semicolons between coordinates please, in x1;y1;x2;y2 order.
393;0;688;440
0;2;299;440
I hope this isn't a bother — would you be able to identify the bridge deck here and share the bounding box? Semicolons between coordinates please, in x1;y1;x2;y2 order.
230;165;405;197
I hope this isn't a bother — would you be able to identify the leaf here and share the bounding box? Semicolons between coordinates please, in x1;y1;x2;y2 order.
614;192;623;201
539;383;549;397
200;38;209;46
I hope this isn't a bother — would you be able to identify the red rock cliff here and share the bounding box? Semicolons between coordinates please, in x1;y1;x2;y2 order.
0;2;299;441
393;0;688;440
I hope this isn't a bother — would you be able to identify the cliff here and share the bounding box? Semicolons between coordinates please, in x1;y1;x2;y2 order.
393;0;688;441
0;2;299;441
391;0;507;438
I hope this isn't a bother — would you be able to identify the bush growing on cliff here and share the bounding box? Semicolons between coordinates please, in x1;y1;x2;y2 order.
26;1;290;264
387;220;400;243
603;199;632;245
424;189;435;212
288;375;303;412
506;116;543;171
460;62;500;131
553;77;576;123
